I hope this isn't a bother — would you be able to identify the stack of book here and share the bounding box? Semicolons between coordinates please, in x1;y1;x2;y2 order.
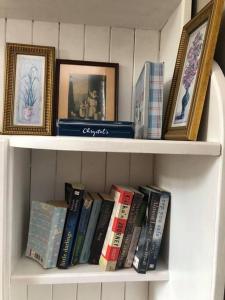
26;182;170;274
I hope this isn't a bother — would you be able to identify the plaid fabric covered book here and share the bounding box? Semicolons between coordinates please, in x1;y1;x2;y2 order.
134;62;164;140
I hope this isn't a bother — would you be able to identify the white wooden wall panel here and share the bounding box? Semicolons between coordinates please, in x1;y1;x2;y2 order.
33;21;59;54
52;284;77;300
0;19;5;133
129;154;153;188
59;23;84;60
102;282;124;300
10;283;27;300
6;19;32;43
110;28;135;121
28;285;52;300
84;26;110;62
77;283;101;300
30;150;56;202
125;282;148;300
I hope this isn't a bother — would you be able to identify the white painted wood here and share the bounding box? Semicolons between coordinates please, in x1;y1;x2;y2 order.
105;153;130;192
28;285;52;300
0;138;8;300
159;0;192;115
0;0;182;30
125;282;148;300
129;154;153;188
77;283;101;300
9;136;221;156
10;283;27;300
11;257;169;284
55;151;82;201
33;21;59;54
0;19;5;133
6;19;32;43
30;150;56;202
110;28;135;121
84;26;110;62
52;284;77;300
59;23;84;60
102;283;124;300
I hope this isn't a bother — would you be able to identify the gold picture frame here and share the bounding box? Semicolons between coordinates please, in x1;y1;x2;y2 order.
163;0;224;141
3;43;55;135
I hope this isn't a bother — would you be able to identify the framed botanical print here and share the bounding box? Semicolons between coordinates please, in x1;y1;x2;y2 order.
55;60;119;123
3;43;55;135
163;0;224;141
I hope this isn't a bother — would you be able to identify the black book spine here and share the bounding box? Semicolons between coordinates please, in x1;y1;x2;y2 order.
57;185;84;269
116;192;144;269
88;200;114;264
133;191;160;274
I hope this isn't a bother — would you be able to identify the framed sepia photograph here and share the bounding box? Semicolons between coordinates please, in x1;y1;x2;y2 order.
3;43;55;135
163;0;224;141
55;60;119;123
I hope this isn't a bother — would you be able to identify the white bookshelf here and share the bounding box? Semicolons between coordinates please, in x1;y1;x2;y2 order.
9;136;221;156
1;1;225;300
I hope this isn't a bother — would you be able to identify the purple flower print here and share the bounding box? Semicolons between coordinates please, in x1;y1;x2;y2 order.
183;31;203;90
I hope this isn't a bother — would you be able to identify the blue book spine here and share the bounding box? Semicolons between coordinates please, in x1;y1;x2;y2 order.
148;192;170;270
46;207;67;268
70;194;93;265
79;196;102;263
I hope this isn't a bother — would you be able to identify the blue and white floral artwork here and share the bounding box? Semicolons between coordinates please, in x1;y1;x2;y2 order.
172;21;208;128
13;55;45;126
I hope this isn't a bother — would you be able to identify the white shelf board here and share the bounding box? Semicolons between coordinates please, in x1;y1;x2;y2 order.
11;257;169;284
9;136;221;156
0;0;181;30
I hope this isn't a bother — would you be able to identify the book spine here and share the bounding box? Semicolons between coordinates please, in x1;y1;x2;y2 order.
124;198;147;268
133;191;160;273
99;190;133;271
71;198;93;265
148;192;170;270
45;207;67;268
88;200;114;265
79;199;102;263
116;192;144;269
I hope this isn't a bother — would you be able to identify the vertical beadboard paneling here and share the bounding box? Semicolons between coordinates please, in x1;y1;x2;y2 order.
6;19;32;43
33;21;59;54
28;285;52;300
105;153;130;192
110;28;135;121
129;154;153;188
84;26;110;62
77;283;101;300
81;152;106;192
0;19;5;133
59;23;84;60
125;282;148;300
55;151;82;200
10;283;27;300
102;283;124;300
30;150;56;202
52;284;77;300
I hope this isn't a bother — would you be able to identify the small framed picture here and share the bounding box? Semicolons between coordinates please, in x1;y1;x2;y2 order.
163;0;224;141
55;60;119;122
3;43;55;135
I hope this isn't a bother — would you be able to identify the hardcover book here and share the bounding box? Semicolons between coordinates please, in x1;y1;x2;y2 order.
26;201;67;269
79;192;103;264
124;192;148;268
71;192;93;265
116;188;144;269
57;183;85;269
56;119;134;138
147;186;170;270
99;185;134;271
134;61;164;140
133;186;161;274
88;193;114;265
